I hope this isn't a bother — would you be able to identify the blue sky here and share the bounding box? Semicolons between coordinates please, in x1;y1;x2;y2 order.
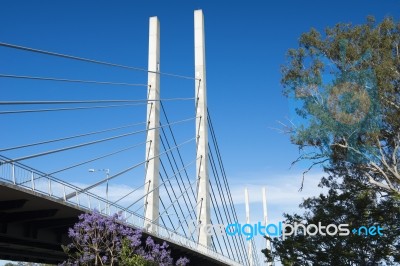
0;0;399;264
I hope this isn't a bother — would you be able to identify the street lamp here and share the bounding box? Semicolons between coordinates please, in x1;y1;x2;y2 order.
89;168;110;213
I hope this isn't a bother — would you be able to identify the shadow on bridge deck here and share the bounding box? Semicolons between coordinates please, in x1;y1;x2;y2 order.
0;181;230;266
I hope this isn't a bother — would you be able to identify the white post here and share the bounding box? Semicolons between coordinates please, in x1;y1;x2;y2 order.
106;170;109;214
144;16;161;233
263;187;272;266
194;9;211;248
12;163;15;184
262;187;267;225
31;171;35;191
245;188;254;266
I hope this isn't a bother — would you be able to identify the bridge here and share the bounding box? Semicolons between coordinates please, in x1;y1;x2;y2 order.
0;10;263;266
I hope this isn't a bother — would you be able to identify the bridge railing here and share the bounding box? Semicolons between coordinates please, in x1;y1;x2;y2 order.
0;156;241;266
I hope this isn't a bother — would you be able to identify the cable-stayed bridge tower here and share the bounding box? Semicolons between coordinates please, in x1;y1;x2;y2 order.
0;9;262;266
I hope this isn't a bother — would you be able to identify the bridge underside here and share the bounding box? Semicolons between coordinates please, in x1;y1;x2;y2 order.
0;181;227;265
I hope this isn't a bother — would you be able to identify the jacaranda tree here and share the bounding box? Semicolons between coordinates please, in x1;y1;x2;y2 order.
60;211;189;266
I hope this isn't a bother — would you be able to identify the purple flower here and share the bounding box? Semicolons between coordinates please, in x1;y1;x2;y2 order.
59;211;189;265
176;257;190;266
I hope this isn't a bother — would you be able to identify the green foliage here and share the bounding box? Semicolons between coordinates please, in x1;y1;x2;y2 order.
120;255;153;266
281;16;400;194
120;239;157;266
269;16;400;265
267;176;400;265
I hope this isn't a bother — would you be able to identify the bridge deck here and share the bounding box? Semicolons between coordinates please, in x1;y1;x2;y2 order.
0;181;230;265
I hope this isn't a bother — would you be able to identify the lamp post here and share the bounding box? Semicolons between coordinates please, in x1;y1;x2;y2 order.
89;168;110;214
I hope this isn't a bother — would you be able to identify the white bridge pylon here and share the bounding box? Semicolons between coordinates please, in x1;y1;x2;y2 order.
143;10;211;250
245;187;271;266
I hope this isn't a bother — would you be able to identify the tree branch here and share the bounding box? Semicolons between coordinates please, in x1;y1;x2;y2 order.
365;172;392;192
